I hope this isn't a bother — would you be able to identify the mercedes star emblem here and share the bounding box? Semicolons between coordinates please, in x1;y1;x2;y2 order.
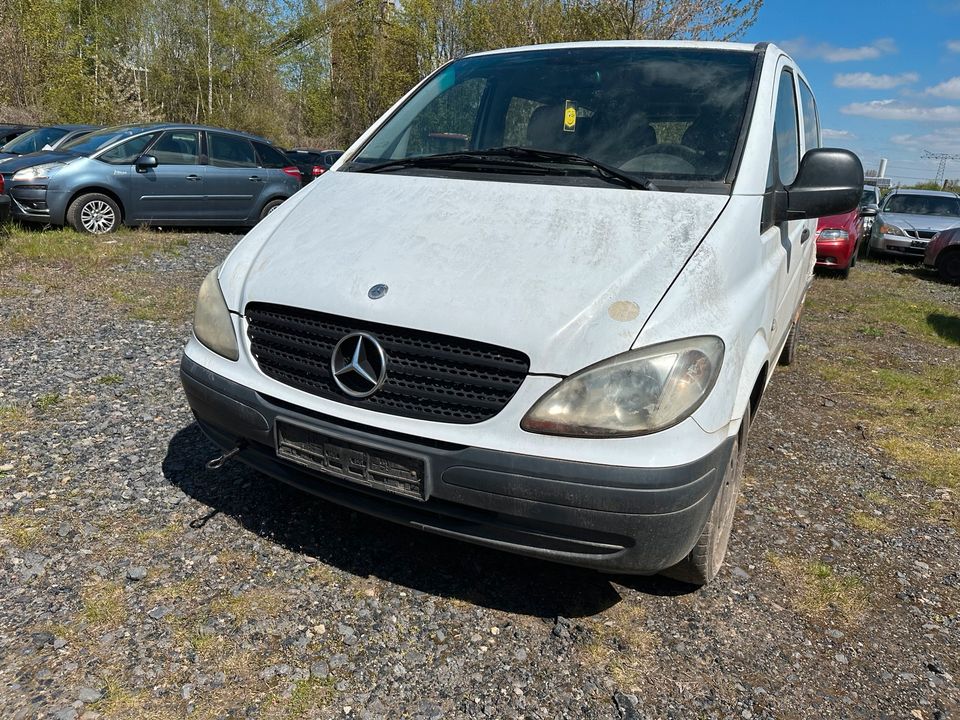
331;332;388;398
367;284;388;300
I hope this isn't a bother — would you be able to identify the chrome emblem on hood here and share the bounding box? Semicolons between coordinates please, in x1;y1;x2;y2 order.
331;332;387;398
368;284;388;299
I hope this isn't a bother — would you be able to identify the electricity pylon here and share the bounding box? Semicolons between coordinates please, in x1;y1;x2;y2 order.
921;150;960;186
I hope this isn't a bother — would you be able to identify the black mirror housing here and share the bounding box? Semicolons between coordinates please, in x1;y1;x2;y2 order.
786;148;863;220
861;202;879;216
136;154;158;171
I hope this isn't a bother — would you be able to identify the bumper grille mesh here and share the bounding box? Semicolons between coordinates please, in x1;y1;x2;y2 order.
245;303;530;424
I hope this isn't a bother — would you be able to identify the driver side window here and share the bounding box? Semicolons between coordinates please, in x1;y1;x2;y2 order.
774;69;800;186
99;133;160;165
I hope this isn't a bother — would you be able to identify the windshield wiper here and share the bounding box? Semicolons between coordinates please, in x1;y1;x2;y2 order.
350;151;550;175
485;147;657;191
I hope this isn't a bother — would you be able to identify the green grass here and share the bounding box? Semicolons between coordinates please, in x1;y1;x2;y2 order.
80;580;128;626
769;555;869;621
0;404;25;433
35;392;61;411
850;511;892;535
96;373;123;385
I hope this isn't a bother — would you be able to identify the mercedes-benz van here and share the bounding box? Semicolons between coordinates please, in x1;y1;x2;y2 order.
179;41;862;585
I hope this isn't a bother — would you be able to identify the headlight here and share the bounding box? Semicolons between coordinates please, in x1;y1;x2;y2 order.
194;267;239;360
521;336;724;438
879;222;906;237
12;162;66;181
818;229;849;241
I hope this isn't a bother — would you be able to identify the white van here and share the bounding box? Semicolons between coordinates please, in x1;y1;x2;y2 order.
180;41;862;585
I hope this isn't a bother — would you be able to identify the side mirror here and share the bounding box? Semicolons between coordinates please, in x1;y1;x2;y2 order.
860;202;879;217
136;154;158;172
786;148;864;220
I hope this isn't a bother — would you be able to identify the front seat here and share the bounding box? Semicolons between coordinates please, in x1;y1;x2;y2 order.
525;105;576;152
682;112;737;177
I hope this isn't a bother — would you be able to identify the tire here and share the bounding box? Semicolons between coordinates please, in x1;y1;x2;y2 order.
66;192;121;235
259;198;285;221
938;250;960;284
662;403;751;586
778;315;800;366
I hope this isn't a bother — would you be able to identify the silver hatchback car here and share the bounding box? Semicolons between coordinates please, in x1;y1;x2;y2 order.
1;123;302;234
869;189;960;259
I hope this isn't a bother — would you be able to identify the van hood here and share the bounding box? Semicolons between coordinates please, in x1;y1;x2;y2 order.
230;172;727;375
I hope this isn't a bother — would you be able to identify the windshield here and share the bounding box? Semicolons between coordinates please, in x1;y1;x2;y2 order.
351;47;758;187
0;127;68;154
883;194;960;217
60;126;151;156
860;188;876;204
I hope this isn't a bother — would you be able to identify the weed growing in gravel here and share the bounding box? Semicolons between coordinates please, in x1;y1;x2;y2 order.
864;490;892;506
851;511;892;535
579;601;653;692
0;515;44;548
0;404;25;432
768;555;869;622
81;580;128;626
96;373;123;385
0;313;34;334
35;392;61;411
272;677;335;719
211;587;288;625
104;271;196;322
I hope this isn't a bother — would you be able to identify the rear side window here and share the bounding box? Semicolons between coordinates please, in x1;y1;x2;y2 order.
774;69;800;185
99;132;161;164
209;133;257;168
324;152;342;166
798;79;820;152
151;131;200;165
253;141;291;168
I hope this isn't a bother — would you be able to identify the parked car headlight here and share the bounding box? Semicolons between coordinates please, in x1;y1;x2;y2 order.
879;222;906;237
12;162;66;181
818;229;849;241
193;267;239;361
521;336;724;437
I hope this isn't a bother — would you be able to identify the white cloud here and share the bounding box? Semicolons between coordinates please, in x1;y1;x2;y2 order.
949;40;960;53
925;76;960;100
781;37;897;63
821;128;856;139
834;72;918;89
889;127;960;152
840;99;960;122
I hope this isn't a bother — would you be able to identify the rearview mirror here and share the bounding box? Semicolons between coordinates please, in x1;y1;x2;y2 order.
786;149;863;220
135;154;158;172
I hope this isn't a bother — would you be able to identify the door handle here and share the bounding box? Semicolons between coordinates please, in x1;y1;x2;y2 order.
800;228;811;244
185;174;201;182
248;175;264;182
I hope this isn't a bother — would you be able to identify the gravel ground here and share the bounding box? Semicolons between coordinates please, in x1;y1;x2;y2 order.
0;232;958;719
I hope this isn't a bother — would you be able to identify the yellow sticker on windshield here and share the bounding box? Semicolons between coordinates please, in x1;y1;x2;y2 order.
563;101;577;133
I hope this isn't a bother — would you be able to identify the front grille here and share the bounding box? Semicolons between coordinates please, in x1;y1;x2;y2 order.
906;229;938;240
245;303;530;424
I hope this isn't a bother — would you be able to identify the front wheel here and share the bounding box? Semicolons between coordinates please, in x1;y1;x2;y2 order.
661;403;750;586
67;193;121;234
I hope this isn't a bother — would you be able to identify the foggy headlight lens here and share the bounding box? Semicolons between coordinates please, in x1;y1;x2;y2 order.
521;337;724;437
879;223;906;237
194;267;239;360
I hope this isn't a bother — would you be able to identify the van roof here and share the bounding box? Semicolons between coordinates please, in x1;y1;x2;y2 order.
468;39;763;59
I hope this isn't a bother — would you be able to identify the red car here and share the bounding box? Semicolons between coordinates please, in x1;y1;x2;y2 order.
924;226;960;283
815;208;862;277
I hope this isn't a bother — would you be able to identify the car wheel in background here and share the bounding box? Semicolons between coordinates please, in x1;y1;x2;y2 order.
662;402;750;586
938;250;960;284
67;193;121;234
259;198;285;221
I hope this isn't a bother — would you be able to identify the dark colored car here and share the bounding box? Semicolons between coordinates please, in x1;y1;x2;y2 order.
0;124;36;146
1;123;302;233
924;226;960;283
0;124;98;161
284;148;343;184
815;208;862;277
0;174;8;223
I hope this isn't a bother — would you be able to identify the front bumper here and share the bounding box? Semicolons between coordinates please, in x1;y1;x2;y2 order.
815;238;855;269
8;183;51;222
870;232;929;258
180;354;734;575
0;194;9;223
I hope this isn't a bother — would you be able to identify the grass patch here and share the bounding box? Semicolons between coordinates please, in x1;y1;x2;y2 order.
81;580;128;627
267;677;334;719
578;601;654;691
0;404;26;433
768;555;869;622
96;373;123;385
0;225;187;273
850;511;892;534
0;515;44;548
35;392;61;411
864;490;892;506
104;272;195;322
1;313;35;334
879;437;960;490
210;588;287;625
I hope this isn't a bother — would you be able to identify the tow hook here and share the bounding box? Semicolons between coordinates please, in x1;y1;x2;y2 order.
206;444;243;470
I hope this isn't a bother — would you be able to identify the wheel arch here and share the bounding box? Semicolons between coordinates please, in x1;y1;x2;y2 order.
66;187;126;224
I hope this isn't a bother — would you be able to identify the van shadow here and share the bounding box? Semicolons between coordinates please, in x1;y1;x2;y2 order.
162;423;695;618
928;312;960;346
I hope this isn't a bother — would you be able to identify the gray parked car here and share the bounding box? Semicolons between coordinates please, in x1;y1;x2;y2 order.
0;124;98;162
0;123;301;234
869;189;960;259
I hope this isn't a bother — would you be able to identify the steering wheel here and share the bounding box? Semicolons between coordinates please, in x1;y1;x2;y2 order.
631;143;700;164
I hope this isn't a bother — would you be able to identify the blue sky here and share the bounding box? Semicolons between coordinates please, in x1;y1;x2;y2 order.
748;0;960;185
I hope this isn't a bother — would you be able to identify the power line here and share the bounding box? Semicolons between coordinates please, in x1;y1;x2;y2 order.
921;150;960;186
